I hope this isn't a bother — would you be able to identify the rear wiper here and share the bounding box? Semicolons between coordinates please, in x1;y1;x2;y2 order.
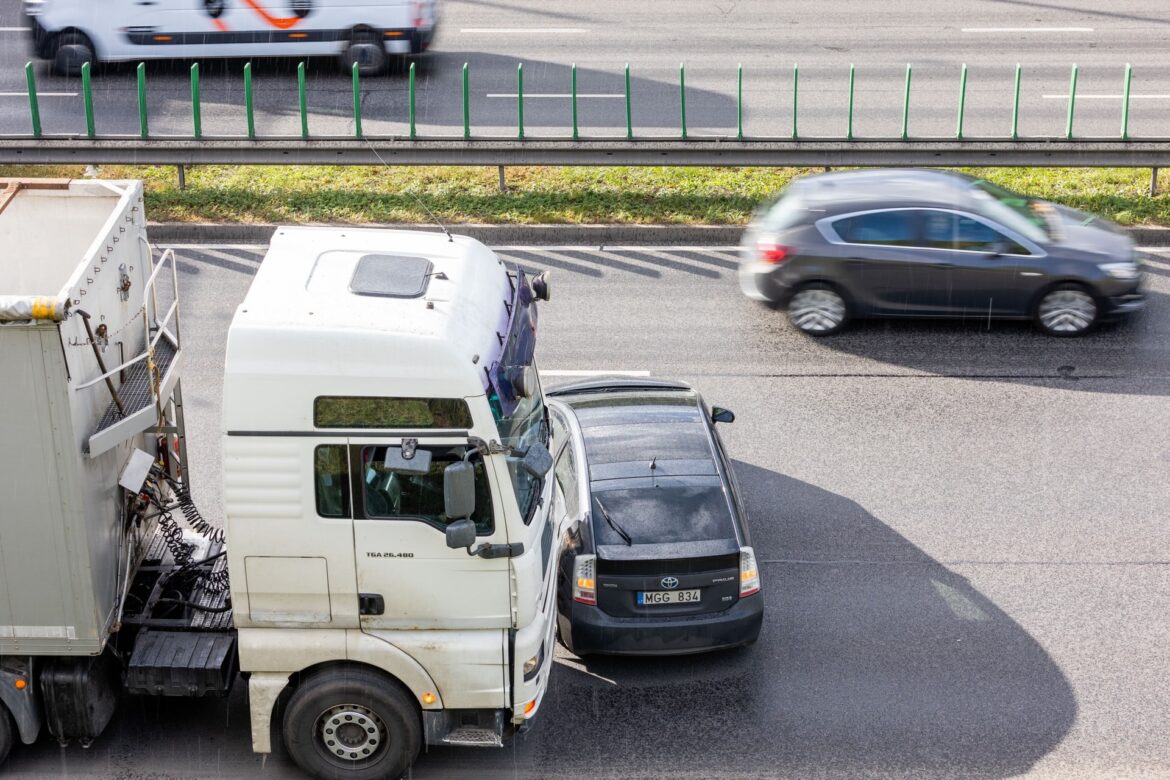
594;498;632;546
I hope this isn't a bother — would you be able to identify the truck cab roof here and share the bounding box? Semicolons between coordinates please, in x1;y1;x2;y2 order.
223;227;513;432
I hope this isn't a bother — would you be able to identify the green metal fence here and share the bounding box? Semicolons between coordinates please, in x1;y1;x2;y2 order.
12;59;1153;144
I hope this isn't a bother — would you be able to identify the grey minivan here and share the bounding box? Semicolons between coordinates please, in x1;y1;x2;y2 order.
739;169;1145;336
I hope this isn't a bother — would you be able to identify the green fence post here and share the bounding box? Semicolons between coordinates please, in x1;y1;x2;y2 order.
1065;63;1078;140
900;64;912;140
1121;63;1133;140
243;62;255;139
846;64;855;140
462;62;470;139
517;62;524;140
571;63;578;140
737;63;743;140
297;61;308;138
792;64;798;139
137;62;148;138
679;63;688;139
1011;64;1022;140
81;61;95;138
351;62;362;138
956;63;968;139
24;62;41;138
408;61;416;139
190;63;201;139
624;63;632;139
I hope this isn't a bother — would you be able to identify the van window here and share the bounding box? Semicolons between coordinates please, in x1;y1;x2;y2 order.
314;445;350;518
314;396;473;429
359;446;494;534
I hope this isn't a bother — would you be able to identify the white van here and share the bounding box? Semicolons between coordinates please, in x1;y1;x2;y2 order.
23;0;437;76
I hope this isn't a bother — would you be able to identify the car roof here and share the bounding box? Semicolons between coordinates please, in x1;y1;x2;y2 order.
791;168;983;215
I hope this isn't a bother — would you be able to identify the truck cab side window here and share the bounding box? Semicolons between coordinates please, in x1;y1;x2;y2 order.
360;446;494;534
314;445;351;518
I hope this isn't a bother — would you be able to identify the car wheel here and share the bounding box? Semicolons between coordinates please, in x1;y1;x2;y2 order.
787;283;849;336
1035;284;1098;337
282;668;421;780
342;30;388;78
0;705;14;766
51;32;95;77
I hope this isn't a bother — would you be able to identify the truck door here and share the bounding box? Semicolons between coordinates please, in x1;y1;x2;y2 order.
350;441;512;630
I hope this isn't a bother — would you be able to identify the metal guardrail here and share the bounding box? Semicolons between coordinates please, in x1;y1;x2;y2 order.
7;59;1169;167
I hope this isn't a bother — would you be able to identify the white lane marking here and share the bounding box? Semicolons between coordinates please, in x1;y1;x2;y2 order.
0;91;78;97
961;26;1093;32
541;370;651;377
931;580;990;621
0;26;30;32
492;246;741;251
1042;93;1170;100
487;93;623;99
553;656;616;685
460;27;589;34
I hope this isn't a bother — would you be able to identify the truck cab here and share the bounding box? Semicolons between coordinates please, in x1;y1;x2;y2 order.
222;227;564;778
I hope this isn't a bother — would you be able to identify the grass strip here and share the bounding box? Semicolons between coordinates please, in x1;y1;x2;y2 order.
1;164;1167;226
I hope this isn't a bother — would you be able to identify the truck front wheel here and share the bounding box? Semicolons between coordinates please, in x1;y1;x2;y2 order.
0;705;14;766
282;668;421;780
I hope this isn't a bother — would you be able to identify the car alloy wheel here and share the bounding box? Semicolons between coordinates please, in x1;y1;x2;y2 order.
788;285;848;335
1036;286;1097;336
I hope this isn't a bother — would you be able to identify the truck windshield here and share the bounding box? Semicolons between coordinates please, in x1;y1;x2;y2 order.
488;270;549;522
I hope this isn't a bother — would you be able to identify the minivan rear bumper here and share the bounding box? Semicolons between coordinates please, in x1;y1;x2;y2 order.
559;595;763;656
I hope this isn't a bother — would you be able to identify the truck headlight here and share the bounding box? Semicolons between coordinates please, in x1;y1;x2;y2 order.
1099;262;1140;281
523;642;544;681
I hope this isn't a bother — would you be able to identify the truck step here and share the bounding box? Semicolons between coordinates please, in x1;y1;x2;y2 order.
125;629;237;697
88;335;179;457
442;727;504;747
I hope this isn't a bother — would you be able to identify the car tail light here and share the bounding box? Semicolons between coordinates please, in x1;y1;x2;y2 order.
756;237;790;264
739;547;760;597
412;0;426;27
572;554;596;605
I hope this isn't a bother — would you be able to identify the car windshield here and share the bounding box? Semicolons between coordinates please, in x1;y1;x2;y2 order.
970;180;1051;243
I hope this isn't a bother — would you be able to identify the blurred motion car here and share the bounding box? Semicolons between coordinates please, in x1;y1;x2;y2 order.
23;0;437;76
547;378;762;657
738;169;1145;337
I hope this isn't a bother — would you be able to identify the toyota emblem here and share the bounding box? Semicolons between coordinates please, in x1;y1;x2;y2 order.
660;576;679;589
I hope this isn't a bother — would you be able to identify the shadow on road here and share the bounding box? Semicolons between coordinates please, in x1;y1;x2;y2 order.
503;463;1077;778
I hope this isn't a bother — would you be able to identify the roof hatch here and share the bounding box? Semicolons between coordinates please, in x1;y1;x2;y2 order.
349;253;434;298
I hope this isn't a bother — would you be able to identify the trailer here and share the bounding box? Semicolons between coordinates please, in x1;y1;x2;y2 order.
0;179;570;779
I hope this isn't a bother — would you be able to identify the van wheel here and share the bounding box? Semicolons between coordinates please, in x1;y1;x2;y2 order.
282;668;420;780
0;705;14;766
342;30;388;78
51;32;95;77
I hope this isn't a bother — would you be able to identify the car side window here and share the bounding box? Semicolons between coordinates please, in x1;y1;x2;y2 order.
921;211;1029;253
833;211;918;246
358;445;494;533
554;443;580;519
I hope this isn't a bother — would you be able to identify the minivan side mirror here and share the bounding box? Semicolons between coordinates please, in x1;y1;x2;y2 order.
443;460;476;522
445;517;477;551
711;407;736;424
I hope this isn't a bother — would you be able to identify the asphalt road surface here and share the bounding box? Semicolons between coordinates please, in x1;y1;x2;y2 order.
5;239;1169;778
4;1;1170;139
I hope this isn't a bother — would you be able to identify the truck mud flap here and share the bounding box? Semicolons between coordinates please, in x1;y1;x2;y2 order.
40;650;121;741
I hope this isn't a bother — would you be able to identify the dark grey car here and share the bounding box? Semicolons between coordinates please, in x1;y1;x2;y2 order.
738;169;1145;336
546;378;762;656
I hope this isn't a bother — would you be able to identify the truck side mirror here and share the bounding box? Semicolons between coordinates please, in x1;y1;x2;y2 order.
520;441;553;477
711;407;736;424
445;517;477;550
443;460;476;521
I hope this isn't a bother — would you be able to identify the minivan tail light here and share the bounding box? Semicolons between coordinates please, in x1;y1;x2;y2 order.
739;547;760;597
572;554;596;605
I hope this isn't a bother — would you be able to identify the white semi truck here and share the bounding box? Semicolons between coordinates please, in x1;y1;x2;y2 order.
0;179;568;779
